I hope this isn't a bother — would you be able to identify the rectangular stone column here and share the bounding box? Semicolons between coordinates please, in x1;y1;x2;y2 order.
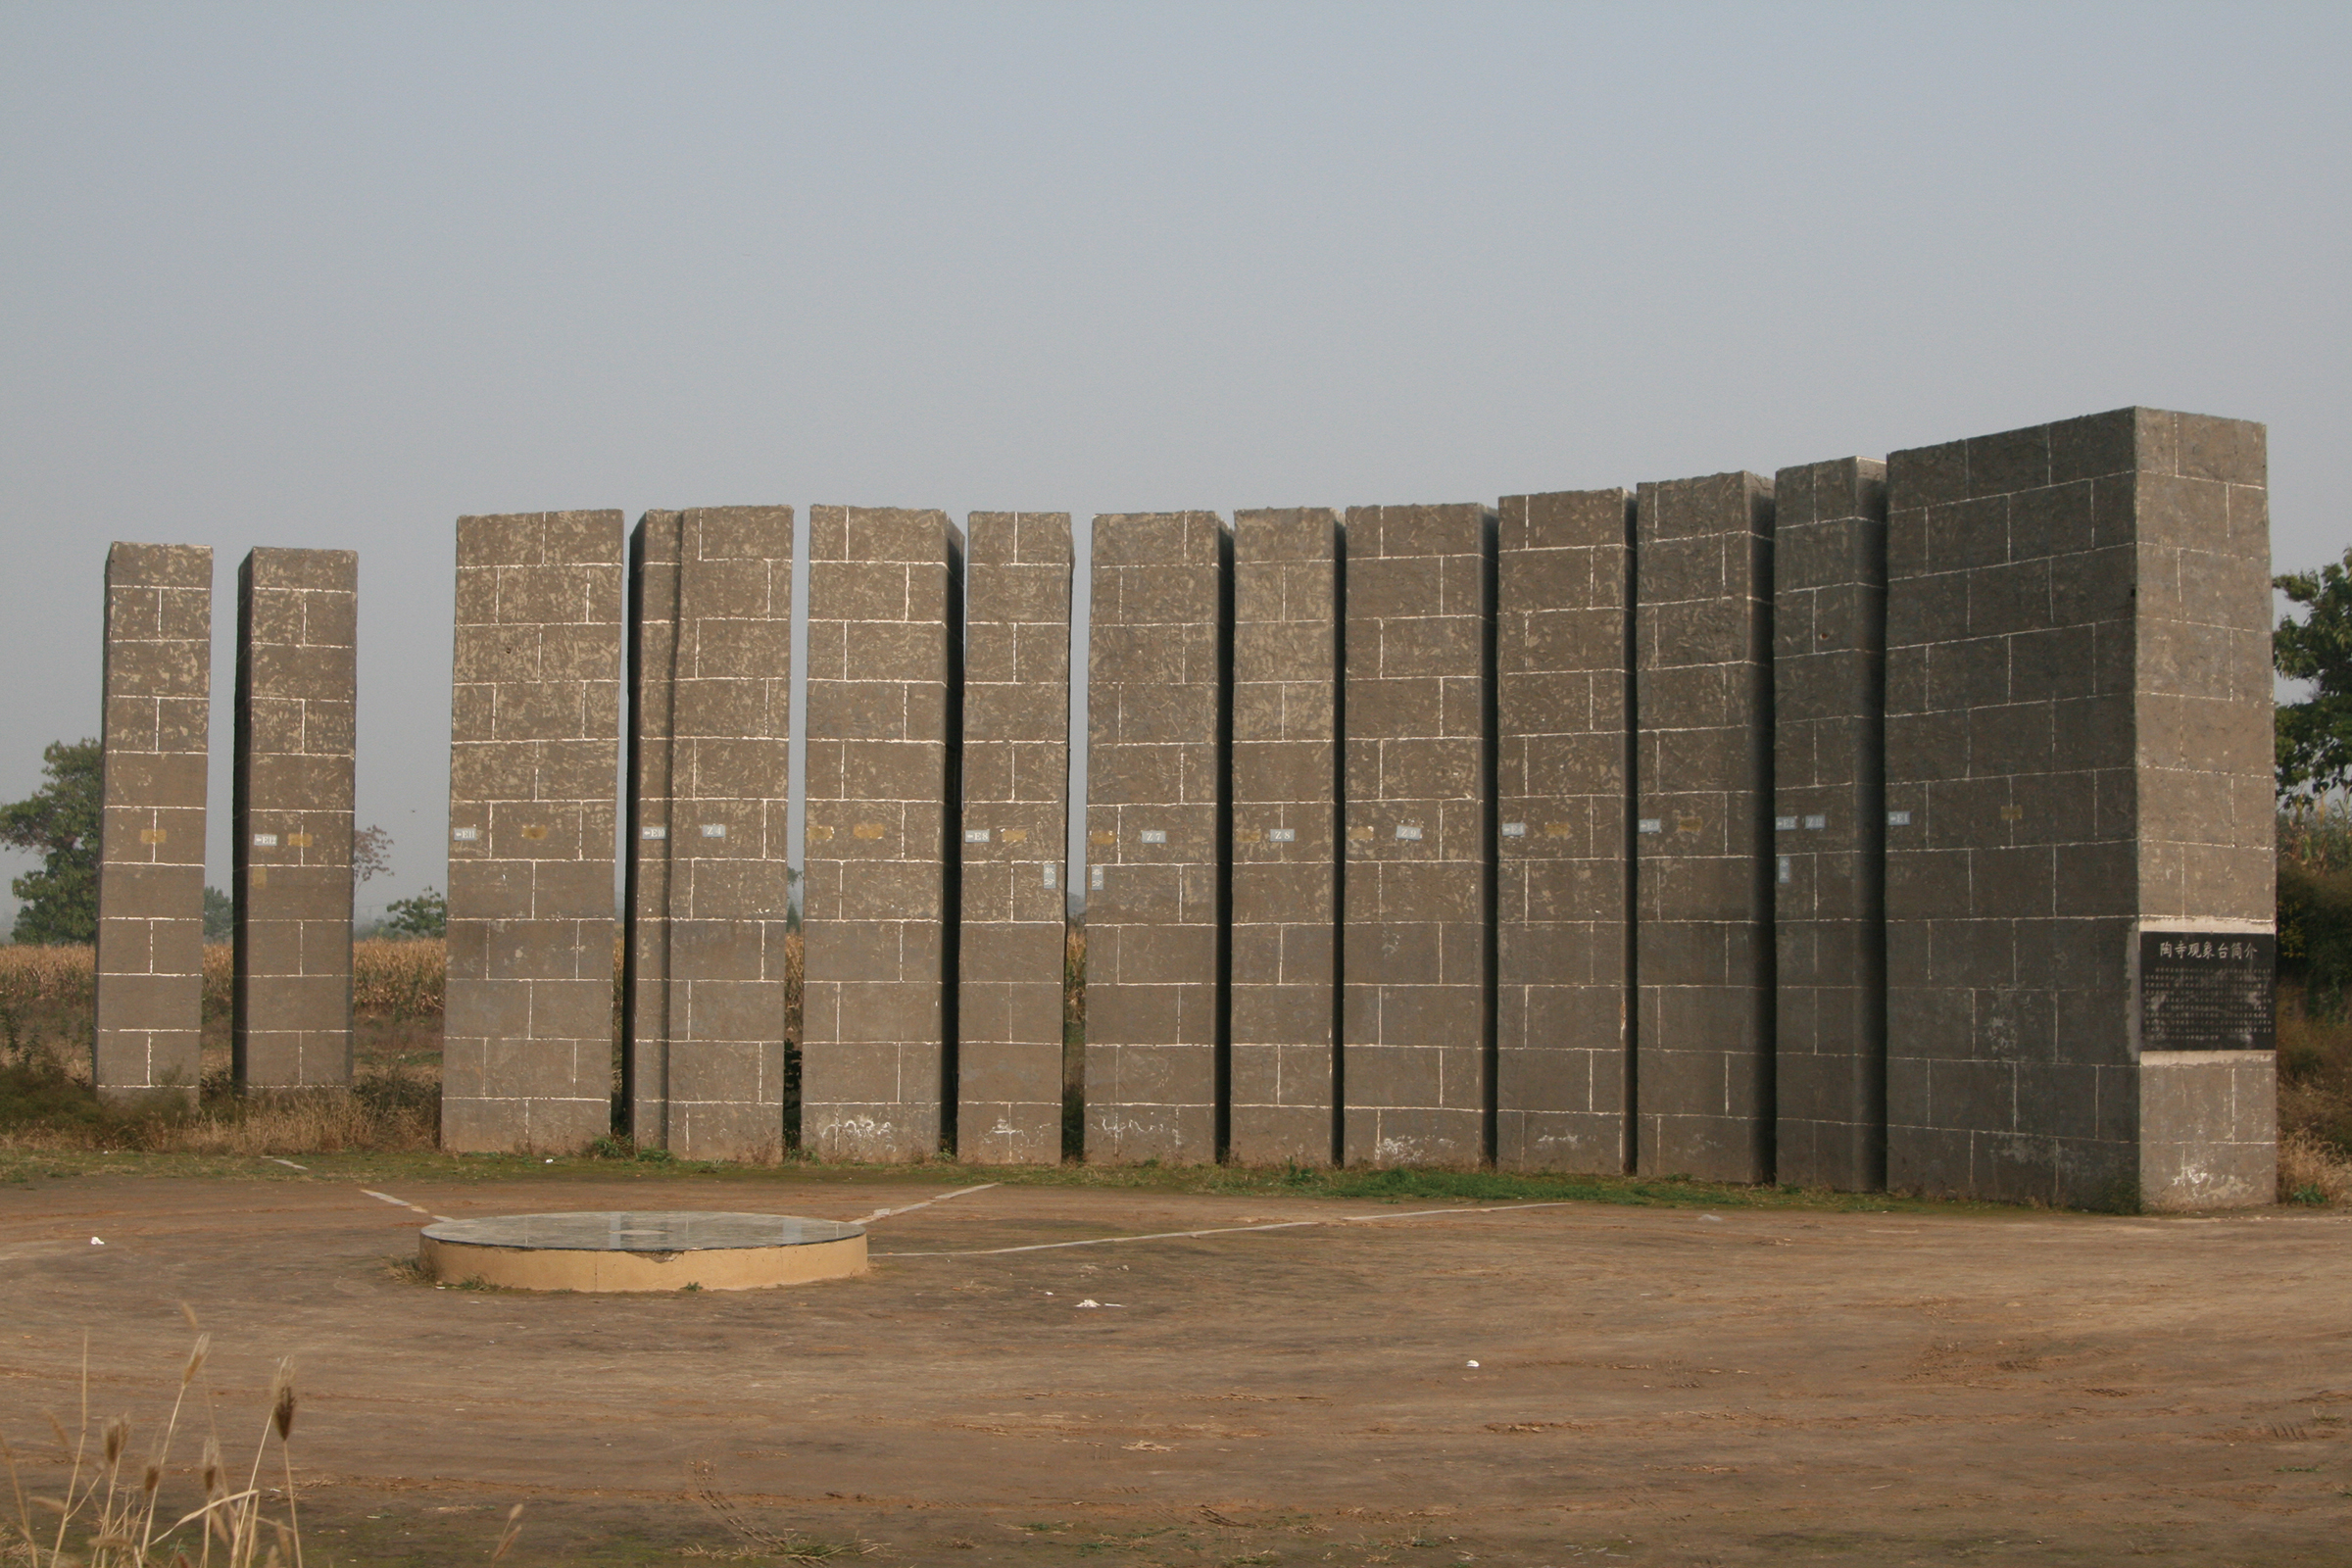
957;513;1072;1164
1885;409;2276;1209
802;506;958;1161
232;547;357;1091
1771;460;1887;1191
94;543;212;1103
625;508;794;1160
443;511;624;1152
1342;504;1493;1168
1495;489;1633;1173
1085;511;1226;1163
1229;508;1341;1166
1634;472;1775;1184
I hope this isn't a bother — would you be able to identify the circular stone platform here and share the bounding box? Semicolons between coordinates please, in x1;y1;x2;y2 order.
418;1211;866;1293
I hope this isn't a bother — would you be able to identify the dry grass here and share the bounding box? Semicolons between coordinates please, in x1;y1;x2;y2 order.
2278;1127;2352;1205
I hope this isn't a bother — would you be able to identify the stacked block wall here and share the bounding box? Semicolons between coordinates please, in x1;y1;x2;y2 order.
94;543;213;1102
1085;512;1226;1163
443;511;624;1152
801;506;957;1161
1229;508;1342;1166
957;512;1072;1165
1635;473;1775;1183
1342;504;1494;1167
1771;461;1888;1191
1885;409;2276;1208
233;547;357;1091
626;507;795;1160
1495;489;1633;1173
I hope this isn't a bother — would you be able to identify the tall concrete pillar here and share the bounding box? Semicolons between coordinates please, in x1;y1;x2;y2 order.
442;511;624;1152
1342;504;1493;1168
802;506;959;1161
232;548;358;1091
1229;509;1342;1166
1885;409;2276;1209
957;513;1072;1164
1771;460;1887;1191
625;508;794;1160
1495;489;1634;1173
1634;473;1776;1184
1085;512;1226;1163
94;543;213;1103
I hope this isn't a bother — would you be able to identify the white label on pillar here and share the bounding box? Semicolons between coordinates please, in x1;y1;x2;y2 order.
1775;815;1798;831
1090;864;1104;891
1267;827;1296;843
964;828;991;843
701;823;726;838
641;825;666;840
1140;829;1166;844
1044;863;1057;888
451;827;478;842
1778;856;1792;884
1396;824;1423;841
1638;818;1663;835
1804;814;1828;830
1887;810;1912;826
252;833;278;847
1501;822;1527;837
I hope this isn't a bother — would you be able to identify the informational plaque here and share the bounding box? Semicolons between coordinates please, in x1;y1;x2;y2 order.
2138;932;2276;1052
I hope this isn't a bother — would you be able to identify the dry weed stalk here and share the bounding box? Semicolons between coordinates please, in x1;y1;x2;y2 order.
686;1460;871;1564
2278;1127;2352;1203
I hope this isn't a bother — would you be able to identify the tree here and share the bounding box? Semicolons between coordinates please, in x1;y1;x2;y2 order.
2276;549;2352;802
383;888;446;939
203;885;233;941
0;739;101;945
353;823;391;884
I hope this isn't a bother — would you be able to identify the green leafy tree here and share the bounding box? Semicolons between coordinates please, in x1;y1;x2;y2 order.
203;885;234;942
0;739;101;945
383;887;447;939
2277;549;2352;802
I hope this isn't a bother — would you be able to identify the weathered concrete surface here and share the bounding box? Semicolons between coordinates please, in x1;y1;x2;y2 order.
233;547;357;1092
801;507;959;1162
626;508;795;1161
443;511;625;1153
957;513;1071;1165
94;543;213;1103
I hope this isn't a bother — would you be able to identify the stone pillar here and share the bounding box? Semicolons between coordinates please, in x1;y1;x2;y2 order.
625;508;794;1160
1771;461;1888;1191
1885;409;2276;1209
1634;472;1775;1184
1341;504;1493;1168
232;548;357;1091
1085;512;1226;1163
442;512;624;1153
801;506;958;1161
1495;489;1634;1173
94;543;212;1103
957;513;1072;1165
1229;508;1342;1166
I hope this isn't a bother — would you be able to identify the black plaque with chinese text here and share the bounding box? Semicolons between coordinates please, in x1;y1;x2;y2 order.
2138;932;2275;1052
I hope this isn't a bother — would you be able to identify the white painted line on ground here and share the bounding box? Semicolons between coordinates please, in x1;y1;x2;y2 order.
855;1183;1002;1225
264;1156;309;1170
361;1188;452;1223
871;1199;1595;1257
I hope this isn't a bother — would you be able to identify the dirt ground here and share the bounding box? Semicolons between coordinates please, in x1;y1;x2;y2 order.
1;1169;2346;1566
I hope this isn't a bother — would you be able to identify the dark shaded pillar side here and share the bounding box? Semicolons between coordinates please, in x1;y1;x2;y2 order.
233;547;357;1091
1229;509;1341;1166
801;507;956;1160
1495;490;1634;1172
1085;512;1226;1163
94;543;213;1103
626;508;795;1159
1341;504;1494;1167
442;512;624;1152
1770;461;1887;1191
1633;473;1776;1184
957;512;1072;1165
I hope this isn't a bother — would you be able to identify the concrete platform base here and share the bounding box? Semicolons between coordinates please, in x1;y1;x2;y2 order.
417;1210;865;1292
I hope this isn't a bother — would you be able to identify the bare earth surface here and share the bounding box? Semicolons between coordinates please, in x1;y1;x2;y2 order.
1;1169;2346;1565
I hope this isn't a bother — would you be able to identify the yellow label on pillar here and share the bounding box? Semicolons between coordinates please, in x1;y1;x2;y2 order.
807;825;834;843
251;866;268;888
1999;805;2025;821
1000;827;1029;844
853;822;886;840
1544;822;1573;837
521;824;549;841
287;832;313;849
1090;831;1114;846
139;828;167;845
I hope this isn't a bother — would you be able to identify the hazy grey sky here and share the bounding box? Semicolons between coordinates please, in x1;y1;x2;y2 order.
3;2;2347;921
